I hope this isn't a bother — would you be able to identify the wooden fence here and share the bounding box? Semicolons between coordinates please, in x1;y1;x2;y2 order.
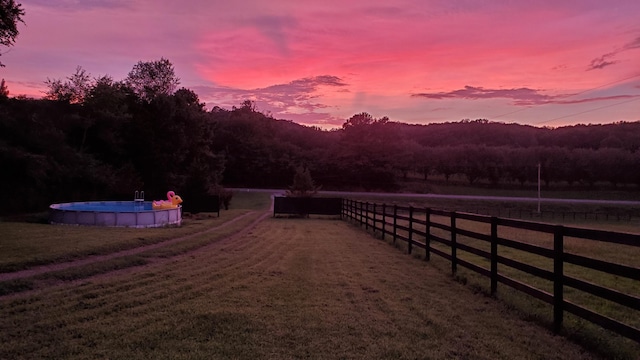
458;208;639;223
274;197;343;217
182;195;220;216
342;199;640;343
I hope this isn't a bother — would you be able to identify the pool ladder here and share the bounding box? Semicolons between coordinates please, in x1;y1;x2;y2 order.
134;190;145;210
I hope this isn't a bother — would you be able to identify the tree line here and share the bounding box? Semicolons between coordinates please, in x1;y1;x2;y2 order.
1;59;640;214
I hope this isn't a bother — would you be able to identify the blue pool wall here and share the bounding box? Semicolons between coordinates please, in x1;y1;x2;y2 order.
49;201;182;228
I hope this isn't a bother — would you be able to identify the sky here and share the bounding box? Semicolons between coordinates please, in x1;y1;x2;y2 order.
2;0;640;129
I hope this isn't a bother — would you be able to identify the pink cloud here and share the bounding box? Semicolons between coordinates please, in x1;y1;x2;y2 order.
554;94;639;105
623;36;640;50
412;86;555;106
587;53;618;70
6;0;640;128
26;0;130;11
412;86;640;107
193;75;348;127
587;35;640;70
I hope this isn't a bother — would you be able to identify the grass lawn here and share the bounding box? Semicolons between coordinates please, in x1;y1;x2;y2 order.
0;190;272;273
349;206;640;358
0;217;603;359
399;174;640;202
0;209;249;272
0;189;637;358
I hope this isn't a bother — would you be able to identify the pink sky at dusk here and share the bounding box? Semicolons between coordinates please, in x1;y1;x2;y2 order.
2;0;639;129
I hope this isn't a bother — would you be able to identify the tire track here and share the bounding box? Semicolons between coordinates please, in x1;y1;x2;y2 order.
0;211;261;283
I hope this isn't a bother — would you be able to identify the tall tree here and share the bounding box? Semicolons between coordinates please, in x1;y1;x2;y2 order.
44;66;93;104
335;113;398;190
0;0;24;67
0;78;8;99
83;75;134;163
286;166;319;197
125;58;180;102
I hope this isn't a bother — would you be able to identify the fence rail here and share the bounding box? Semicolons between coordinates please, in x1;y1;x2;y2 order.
342;199;640;343
273;197;343;217
458;208;640;222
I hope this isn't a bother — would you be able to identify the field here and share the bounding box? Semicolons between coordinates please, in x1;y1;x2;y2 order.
345;191;640;233
342;193;639;356
0;191;638;359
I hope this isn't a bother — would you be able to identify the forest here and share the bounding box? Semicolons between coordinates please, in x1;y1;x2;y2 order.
1;60;640;215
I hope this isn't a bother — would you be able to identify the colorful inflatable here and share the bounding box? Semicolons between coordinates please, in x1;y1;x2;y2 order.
152;190;183;210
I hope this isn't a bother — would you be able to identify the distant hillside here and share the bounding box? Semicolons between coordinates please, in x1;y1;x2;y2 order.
2;94;639;214
390;119;640;151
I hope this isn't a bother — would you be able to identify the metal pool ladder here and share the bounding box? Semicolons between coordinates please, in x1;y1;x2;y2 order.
134;190;145;210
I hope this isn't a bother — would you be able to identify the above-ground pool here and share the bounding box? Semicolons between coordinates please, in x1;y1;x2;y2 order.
49;201;182;228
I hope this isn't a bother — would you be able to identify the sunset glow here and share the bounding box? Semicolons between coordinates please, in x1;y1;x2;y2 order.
3;0;640;128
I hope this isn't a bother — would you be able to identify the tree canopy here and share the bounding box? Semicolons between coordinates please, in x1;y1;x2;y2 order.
0;0;25;66
125;58;180;102
44;66;93;104
2;59;640;215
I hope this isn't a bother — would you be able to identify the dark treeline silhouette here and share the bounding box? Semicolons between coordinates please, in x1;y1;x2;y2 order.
1;61;640;214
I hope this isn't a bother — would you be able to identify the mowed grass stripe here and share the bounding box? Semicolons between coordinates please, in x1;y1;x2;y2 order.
1;210;271;313
0;209;255;273
1;211;271;298
8;211;281;319
1;217;599;359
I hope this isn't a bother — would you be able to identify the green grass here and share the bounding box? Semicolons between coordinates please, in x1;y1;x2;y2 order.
352;210;640;358
0;211;271;297
399;173;640;201
0;190;270;274
0;209;252;273
40;255;151;282
0;278;33;295
1;190;637;358
228;189;272;210
0;218;603;359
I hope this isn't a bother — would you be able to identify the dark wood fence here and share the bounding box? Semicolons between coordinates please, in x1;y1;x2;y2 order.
274;197;343;217
459;208;639;222
182;195;220;216
342;199;640;343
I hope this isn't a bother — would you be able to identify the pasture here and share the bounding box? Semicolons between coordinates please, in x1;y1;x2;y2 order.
345;201;639;356
0;190;637;359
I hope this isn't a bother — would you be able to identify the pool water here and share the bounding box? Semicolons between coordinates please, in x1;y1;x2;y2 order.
56;201;153;212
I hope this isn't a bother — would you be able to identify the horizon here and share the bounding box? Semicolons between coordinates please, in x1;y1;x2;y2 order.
2;1;640;129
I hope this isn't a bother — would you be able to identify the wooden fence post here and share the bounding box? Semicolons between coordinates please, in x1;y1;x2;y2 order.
350;199;354;220
408;206;414;255
554;225;564;333
365;202;369;230
425;207;431;261
373;203;377;233
490;216;498;295
352;200;356;222
382;204;386;240
353;200;357;223
451;211;457;275
393;205;398;245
